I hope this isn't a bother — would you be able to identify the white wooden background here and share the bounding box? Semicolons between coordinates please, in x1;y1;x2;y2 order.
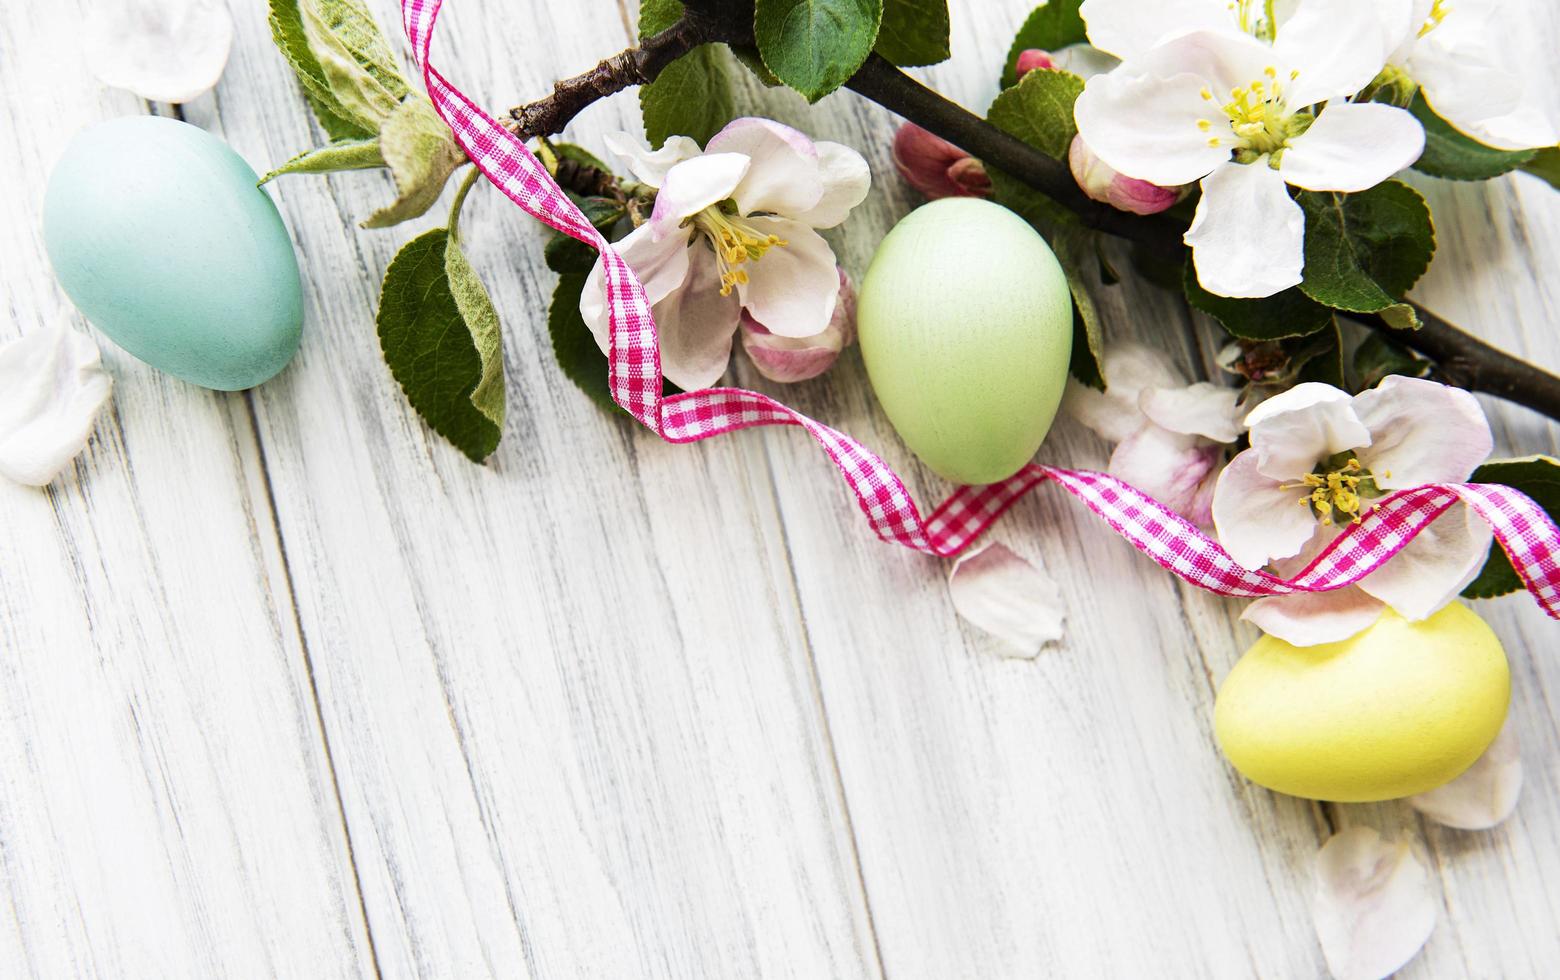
3;0;1558;976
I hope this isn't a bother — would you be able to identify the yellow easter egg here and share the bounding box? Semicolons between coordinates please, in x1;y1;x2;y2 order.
1214;603;1509;802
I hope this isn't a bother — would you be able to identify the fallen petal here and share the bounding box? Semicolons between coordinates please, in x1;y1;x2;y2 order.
0;314;114;486
948;543;1065;658
84;0;234;104
1313;828;1437;980
1410;718;1522;830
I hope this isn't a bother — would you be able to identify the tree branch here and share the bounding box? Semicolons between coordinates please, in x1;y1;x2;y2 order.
505;23;1560;423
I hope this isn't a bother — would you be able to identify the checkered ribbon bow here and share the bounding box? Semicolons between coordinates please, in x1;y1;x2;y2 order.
399;0;1560;621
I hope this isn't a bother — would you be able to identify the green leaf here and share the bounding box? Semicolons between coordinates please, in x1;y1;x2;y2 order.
1351;331;1427;390
1050;229;1103;387
875;0;950;67
549;273;619;412
730;45;784;86
260;138;383;183
1001;0;1086;89
1184;261;1333;340
1296;179;1435;329
1292;321;1344;388
753;0;884;103
638;0;736;146
544;196;625;274
1410;95;1535;181
1462;455;1560;599
298;0;407;133
377;228;504;461
268;0;374;140
363;95;466;228
985;68;1086;235
1521;146;1560;190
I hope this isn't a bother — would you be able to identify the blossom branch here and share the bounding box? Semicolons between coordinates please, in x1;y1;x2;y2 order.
505;19;1560;423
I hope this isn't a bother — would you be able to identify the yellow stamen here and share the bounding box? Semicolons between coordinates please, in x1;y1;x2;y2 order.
689;205;788;296
1281;457;1378;525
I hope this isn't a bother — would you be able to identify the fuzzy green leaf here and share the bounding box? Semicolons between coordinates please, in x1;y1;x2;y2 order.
1462;455;1560;599
753;0;884;102
1410;95;1535;181
363;95;466;228
1001;0;1086;89
1050;229;1104;387
985;68;1087;234
549;273;619;412
1521;146;1560;190
1296;179;1434;329
261;138;383;183
638;0;736;146
1184;261;1333;340
875;0;950;67
298;0;407;133
377;228;504;461
268;0;374;139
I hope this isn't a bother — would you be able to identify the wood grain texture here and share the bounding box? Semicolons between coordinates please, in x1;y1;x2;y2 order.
1;0;1557;976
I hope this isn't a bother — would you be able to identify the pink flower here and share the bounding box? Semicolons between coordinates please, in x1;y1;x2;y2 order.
1068;134;1179;216
1014;48;1057;77
740;267;855;383
891;123;992;200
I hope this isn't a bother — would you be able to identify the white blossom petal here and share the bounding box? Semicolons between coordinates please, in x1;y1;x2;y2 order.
0;315;113;486
1274;0;1393;106
1140;382;1241;443
1355;507;1492;620
1050;43;1121;80
580;223;693;354
648;153;751;239
706;118;826;218
602;132;703;187
1245;382;1371;482
1110;426;1221;523
1352;375;1492;487
1212;449;1321;570
948;543;1065;657
1185;160;1305;299
734;218;840;339
1280;103;1425;192
1242;588;1385;646
1410;718;1522;830
790;141;871;228
1078;0;1229;60
1313;828;1437;980
1062;342;1187;443
1074;67;1229;186
650;253;742;391
83;0;233;104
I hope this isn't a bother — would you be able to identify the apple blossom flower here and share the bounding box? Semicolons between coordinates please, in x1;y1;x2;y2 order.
1068;135;1181;215
1211;377;1494;646
1375;0;1560;150
740;267;855;383
891;123;992;200
1074;9;1424;297
1048;43;1121;81
1062;343;1243;528
84;0;233;104
581;119;870;390
1014;48;1057;77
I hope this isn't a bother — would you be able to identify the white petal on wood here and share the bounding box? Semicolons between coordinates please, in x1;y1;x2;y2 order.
1313;828;1437;980
1410;718;1523;830
83;0;233;103
0;313;112;486
948;543;1065;658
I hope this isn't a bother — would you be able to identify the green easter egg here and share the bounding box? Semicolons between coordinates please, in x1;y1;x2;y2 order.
43;116;303;391
857;197;1072;485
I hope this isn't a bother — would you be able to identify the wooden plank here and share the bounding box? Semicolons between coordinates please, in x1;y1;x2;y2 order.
0;4;376;977
212;0;883;976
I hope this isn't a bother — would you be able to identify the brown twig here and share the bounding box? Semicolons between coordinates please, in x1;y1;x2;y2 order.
504;17;1560;423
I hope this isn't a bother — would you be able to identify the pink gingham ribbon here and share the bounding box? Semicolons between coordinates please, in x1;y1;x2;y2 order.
399;0;1560;620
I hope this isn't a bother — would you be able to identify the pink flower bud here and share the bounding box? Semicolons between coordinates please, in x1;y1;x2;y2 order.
741;267;855;383
1068;134;1180;216
892;122;993;200
1014;48;1056;78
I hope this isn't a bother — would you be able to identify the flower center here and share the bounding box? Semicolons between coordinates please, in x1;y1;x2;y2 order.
1280;453;1387;526
1419;0;1450;37
689;203;787;297
1198;67;1311;162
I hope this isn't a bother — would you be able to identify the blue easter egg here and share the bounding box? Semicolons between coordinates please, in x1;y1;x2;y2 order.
43;116;303;391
